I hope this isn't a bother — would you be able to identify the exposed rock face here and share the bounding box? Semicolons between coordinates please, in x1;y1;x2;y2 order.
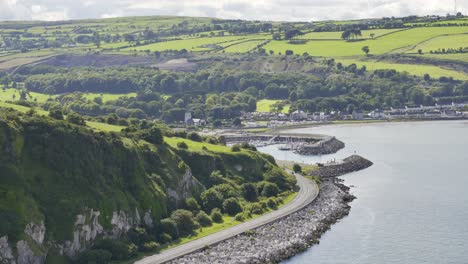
16;241;45;264
313;155;373;178
294;136;345;155
168;180;355;264
167;169;204;207
62;209;104;257
25;222;46;245
0;236;15;264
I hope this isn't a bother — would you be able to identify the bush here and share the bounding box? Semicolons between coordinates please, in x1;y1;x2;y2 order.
222;198;243;216
187;132;203;142
293;163;302;173
195;211;213;227
170;209;198;236
67;112;85;125
210;208;223;223
241;183;258;202
201;188;223;212
93;239;134;261
49;107;64;120
185;197;201;213
160;218;178;239
159;233;172;244
141;241;160;252
143;126;163;145
261;182;279;197
267;198;278;209
247;202;264;215
234;213;245;222
76;249;112;264
177;141;188;149
231;145;241;152
212;184;240;199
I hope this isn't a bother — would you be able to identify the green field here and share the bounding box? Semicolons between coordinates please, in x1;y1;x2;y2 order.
82;92;137;102
264;27;468;57
164;136;243;153
256;99;290;113
406;34;468;53
223;40;267;53
298;28;404;40
0;88;55;103
338;59;468;80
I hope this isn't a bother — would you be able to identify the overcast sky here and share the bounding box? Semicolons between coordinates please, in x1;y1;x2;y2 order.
0;0;466;22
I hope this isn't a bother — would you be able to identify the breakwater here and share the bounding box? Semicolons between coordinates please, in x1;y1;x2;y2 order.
313;155;373;178
224;133;345;156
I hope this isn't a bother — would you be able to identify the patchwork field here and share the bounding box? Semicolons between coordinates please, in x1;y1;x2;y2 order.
405;34;468;53
298;28;404;40
338;59;468;80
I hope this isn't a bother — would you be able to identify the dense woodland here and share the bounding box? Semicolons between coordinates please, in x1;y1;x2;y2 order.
1;55;467;125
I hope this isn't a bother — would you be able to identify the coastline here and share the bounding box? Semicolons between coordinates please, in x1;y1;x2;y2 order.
167;177;355;264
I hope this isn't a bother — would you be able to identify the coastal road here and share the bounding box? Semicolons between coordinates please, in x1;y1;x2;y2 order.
136;172;319;264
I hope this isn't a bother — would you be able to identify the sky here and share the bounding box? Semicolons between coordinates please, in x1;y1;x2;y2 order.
0;0;466;22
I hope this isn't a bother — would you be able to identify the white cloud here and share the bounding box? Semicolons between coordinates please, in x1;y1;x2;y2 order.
0;0;466;21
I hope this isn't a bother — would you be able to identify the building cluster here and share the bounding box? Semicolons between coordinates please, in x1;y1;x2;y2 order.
240;103;468;128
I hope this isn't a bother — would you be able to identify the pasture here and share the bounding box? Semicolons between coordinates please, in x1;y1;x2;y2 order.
256;99;290;114
338;59;468;80
263;26;468;57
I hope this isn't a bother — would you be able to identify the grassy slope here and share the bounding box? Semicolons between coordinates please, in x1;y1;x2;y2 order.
256;99;290;114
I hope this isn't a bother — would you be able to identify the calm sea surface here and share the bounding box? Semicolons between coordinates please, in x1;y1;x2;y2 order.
259;121;468;264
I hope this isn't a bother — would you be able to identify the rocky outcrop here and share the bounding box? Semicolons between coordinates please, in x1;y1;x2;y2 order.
313;155;373;178
24;222;46;245
294;136;345;155
167;169;204;207
0;236;15;264
168;179;354;264
16;241;45;264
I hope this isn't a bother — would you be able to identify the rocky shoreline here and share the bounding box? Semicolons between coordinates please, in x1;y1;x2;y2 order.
167;178;355;264
314;155;373;178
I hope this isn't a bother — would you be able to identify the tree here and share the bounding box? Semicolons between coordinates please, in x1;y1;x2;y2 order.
201;188;223;212
232;117;241;127
261;182;279;197
418;49;423;55
67;112;86;125
195;211;212;227
185;197;201;213
241;183;258;202
49;107;64;120
284;29;303;40
424;74;431;81
170;209;197;236
177;141;188;149
293;163;302;173
143;127;163;145
210;208;223;223
285;50;294;56
361;46;370;55
223;198;242;216
160;218;178;239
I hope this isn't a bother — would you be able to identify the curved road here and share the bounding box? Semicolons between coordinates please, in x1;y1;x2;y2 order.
136;173;319;264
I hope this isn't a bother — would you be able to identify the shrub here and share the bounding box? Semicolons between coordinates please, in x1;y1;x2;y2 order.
141;241;160;252
201;188;223;212
234;213;245;222
49;107;64;120
177;141;188;149
241;183;258;202
261;182;279;197
267;198;278;209
231;145;241;152
210;208;223;223
293;163;302;173
185;197;201;213
170;209;198;236
143;126;163;145
195;211;213;227
67;112;85;125
223;198;243;216
93;239;134;261
246;202;264;215
76;249;112;264
160;218;178;239
212;184;240;199
187;132;203;142
159;233;172;244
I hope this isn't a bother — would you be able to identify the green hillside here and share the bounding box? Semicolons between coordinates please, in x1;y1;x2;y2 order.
0;109;295;263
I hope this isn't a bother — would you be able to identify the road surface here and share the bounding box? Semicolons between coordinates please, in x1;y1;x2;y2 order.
136;173;319;264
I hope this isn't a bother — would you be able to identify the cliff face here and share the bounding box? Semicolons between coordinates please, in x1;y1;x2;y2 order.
0;115;202;263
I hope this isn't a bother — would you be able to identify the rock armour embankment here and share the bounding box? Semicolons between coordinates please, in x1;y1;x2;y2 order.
167;179;354;264
314;155;373;178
